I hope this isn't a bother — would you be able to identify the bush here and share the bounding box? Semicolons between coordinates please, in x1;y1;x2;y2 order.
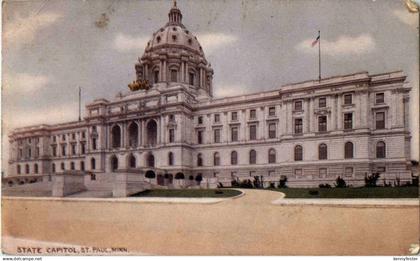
231;179;240;187
240;179;254;188
269;182;276;188
365;173;380;187
145;171;156;179
195;175;203;183
253;176;262;188
335;176;347;188
189;175;194;180
175;173;185;180
319;183;332;188
278;176;288;188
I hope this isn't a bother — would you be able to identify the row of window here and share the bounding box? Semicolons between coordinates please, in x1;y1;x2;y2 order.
17;147;40;159
51;143;86;157
17;137;40;146
51;132;86;143
293;92;385;111
197;107;277;125
195;141;387;166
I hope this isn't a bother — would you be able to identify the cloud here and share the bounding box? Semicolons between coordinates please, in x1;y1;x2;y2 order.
3;12;62;48
113;33;149;52
214;84;250;98
393;9;418;26
3;73;51;94
196;33;238;55
4;102;79;131
296;34;375;56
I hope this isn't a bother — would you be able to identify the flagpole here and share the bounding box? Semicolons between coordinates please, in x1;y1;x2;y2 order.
318;30;321;82
78;86;81;122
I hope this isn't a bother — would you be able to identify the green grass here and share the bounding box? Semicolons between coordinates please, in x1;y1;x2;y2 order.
131;189;242;198
270;187;419;198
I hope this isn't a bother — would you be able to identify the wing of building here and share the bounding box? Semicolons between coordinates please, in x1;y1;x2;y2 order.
6;2;413;189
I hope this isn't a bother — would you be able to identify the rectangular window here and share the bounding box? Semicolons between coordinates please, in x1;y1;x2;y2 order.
319;168;327;178
375;93;384;104
72;133;76;140
92;138;97;150
319;97;326;108
214;114;220;123
294;118;303;134
250;109;256;119
318;116;327;132
376;112;385;129
231;127;238;142
294;101;303;111
71;144;76;155
197;130;203;144
171;69;177;82
154;71;159;83
214;129;221;143
52;146;57;157
62;134;66;141
28;148;32;158
169;129;175;143
268;107;276;116
198;116;203;124
189;72;195;85
18;148;23;158
345;167;353;177
268;123;276;139
231;111;238;121
82;132;86;139
81;143;86;154
35;147;40;158
249;125;257;140
61;145;66;156
294;169;302;176
344;94;353;105
344;113;353;130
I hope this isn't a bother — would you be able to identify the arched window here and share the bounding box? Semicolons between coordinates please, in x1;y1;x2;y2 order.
214;152;220;166
91;158;96;170
147;120;157;146
17;165;21;174
197;153;203;166
294;145;303;161
51;163;55;173
128;154;136;168
147;154;155;167
249;150;257;164
344;142;354;159
318;143;328;160
111;125;121;148
231;151;238;165
128;122;139;148
25;164;30;174
268;148;276;163
80;161;85;171
168;152;174;166
34;163;39;174
110;155;118;171
376;141;386;159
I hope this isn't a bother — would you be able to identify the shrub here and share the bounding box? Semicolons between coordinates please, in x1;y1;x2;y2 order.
253;176;262;188
319;183;332;188
364;173;380;187
269;182;276;188
335;176;347;188
189;175;194;180
278;176;288;188
231;179;240;187
241;179;254;188
195;175;203;183
145;171;156;179
175;173;185;180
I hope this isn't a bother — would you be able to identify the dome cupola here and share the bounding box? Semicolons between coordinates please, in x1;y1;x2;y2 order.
129;1;214;97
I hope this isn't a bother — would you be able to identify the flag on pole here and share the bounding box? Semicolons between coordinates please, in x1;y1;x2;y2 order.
311;34;320;47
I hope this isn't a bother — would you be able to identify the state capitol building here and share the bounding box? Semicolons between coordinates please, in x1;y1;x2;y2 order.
6;2;413;189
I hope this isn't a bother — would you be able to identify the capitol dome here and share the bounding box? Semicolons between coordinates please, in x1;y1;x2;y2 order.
132;1;213;97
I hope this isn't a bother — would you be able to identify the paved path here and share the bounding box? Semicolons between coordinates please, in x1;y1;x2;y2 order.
2;189;419;255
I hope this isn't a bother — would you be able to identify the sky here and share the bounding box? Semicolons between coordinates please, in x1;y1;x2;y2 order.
2;0;419;171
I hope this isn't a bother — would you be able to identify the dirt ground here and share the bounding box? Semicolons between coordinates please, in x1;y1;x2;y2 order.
2;190;419;255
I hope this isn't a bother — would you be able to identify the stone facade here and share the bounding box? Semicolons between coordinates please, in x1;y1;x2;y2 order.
7;3;413;188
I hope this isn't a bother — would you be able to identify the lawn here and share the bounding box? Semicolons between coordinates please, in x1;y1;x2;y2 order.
131;189;242;198
271;186;419;198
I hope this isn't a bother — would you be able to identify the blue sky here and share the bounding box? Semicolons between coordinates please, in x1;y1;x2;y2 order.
2;0;419;169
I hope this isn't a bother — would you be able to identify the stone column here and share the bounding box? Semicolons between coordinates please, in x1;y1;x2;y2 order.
309;98;314;133
304;98;310;133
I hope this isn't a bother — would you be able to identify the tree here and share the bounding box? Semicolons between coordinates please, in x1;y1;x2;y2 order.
335;176;347;188
365;172;380;187
278;176;288;188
